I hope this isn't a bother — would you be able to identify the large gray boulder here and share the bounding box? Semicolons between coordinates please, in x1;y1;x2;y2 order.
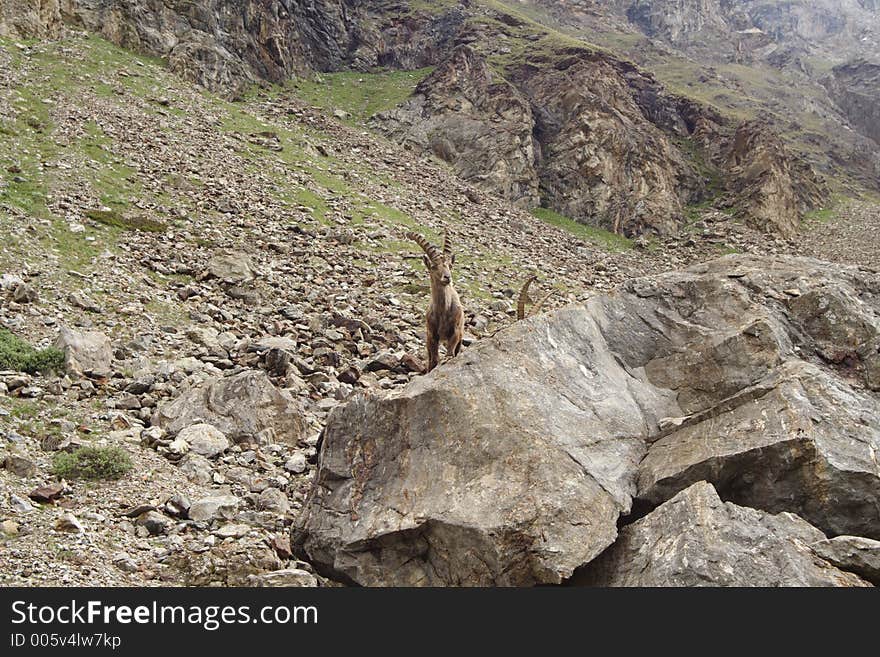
294;255;880;586
293;301;674;586
629;259;880;541
637;361;880;539
54;327;113;378
574;482;871;587
151;370;305;446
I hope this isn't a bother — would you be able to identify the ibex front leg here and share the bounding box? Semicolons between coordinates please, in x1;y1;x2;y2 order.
426;325;440;372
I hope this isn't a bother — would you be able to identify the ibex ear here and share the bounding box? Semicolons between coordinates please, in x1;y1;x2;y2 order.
422;255;431;270
449;253;456;266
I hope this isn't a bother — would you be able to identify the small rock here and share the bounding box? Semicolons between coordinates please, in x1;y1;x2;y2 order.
114;392;141;410
271;534;293;560
178;423;229;458
166;436;190;457
136;510;170;536
399;353;425;373
337;366;360;385
164;493;191;519
188;495;240;523
256;487;290;515
112;552;139;573
29;482;65;503
178;454;213;485
284;452;308;474
12;283;38;303
10;493;35;514
365;353;397;372
214;523;251;539
54;326;113;379
4;454;37;477
55;513;84;533
1;519;19;536
68;291;103;313
246;568;317;587
204;252;255;284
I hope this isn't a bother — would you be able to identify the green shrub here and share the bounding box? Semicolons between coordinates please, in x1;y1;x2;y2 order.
0;328;65;373
51;446;133;481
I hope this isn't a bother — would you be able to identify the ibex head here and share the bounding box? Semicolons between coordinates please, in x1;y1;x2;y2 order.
405;230;455;287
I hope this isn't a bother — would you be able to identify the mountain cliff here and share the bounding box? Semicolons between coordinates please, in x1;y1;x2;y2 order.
3;0;862;237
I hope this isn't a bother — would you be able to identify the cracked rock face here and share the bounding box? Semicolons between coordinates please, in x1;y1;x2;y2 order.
574;482;871;587
721;120;828;237
810;535;880;585
295;254;880;585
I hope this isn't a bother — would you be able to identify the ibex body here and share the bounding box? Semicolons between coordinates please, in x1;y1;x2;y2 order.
405;230;464;372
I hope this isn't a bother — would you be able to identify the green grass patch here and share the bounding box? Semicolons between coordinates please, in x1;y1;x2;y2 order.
531;207;632;252
289;67;434;123
51;445;133;481
0;328;65;374
803;207;836;223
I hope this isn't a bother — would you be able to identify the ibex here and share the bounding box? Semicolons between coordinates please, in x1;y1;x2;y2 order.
517;275;555;320
405;230;464;372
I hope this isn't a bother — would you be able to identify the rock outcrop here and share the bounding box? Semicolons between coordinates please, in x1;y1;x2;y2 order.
53;0;468;94
510;54;706;235
295;254;880;586
374;46;540;207
0;0;63;38
626;0;729;46
721;120;828;237
376;46;710;235
823;60;880;146
574;482;870;587
151;370;306;446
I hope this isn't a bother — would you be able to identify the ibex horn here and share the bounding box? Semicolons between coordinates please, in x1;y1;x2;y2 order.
443;228;452;258
517;275;538;320
531;290;556;317
404;231;443;264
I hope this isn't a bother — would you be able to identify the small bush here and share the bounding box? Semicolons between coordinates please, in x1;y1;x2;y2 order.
51;446;133;481
0;328;65;373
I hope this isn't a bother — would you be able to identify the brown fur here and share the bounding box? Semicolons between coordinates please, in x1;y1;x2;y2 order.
405;231;465;372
